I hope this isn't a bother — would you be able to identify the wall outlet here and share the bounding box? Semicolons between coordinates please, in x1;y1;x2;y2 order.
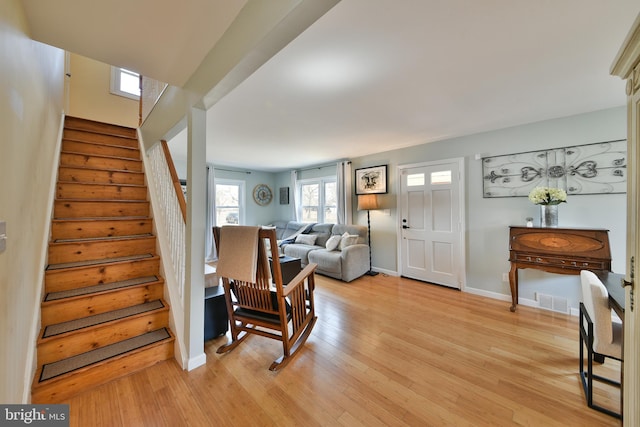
502;273;509;282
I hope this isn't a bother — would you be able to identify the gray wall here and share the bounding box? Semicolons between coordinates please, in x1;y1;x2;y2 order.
349;106;626;311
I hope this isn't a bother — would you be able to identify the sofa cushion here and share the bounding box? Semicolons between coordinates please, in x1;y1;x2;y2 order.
308;249;342;275
283;244;323;264
308;223;333;247
331;224;367;244
325;235;341;251
339;232;360;250
295;234;317;245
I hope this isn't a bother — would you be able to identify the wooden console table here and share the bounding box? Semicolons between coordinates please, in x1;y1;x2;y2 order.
508;226;611;312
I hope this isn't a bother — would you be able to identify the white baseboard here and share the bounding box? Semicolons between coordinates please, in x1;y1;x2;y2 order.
186;353;207;371
465;286;577;316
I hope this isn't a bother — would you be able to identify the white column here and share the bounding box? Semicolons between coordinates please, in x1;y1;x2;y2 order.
185;106;206;370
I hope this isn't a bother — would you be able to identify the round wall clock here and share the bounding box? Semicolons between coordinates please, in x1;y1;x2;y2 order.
253;184;273;206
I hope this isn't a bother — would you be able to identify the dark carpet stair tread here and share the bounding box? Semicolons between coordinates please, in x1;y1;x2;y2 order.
39;328;171;382
45;275;159;301
53;233;154;243
43;299;165;338
46;254;153;270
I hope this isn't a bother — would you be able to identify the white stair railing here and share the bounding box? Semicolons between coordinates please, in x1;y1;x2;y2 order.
146;142;186;307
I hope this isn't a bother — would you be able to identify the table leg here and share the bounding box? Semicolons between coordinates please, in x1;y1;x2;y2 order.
509;264;518;312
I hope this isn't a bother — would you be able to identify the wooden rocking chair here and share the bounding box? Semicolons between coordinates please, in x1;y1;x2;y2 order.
213;226;318;371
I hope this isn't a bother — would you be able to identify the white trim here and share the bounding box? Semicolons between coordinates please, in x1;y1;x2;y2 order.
396;157;466;290
186;352;207;371
215;178;246;225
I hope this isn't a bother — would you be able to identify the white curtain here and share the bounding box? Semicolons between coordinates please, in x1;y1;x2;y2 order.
336;161;353;224
205;163;217;261
291;170;300;221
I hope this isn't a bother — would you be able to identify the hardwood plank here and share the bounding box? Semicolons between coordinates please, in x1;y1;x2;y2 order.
58;166;145;185
44;256;161;292
47;236;156;264
62;129;139;149
54;200;149;218
59;152;142;172
62;140;140;159
40;282;164;324
56;182;147;200
61;275;619;426
51;218;153;240
64;116;137;139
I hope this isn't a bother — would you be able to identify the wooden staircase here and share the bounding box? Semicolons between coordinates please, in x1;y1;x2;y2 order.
32;116;174;403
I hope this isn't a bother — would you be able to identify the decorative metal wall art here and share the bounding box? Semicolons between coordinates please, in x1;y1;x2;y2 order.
482;140;626;198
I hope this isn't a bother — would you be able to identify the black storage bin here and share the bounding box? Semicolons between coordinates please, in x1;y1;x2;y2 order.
204;286;228;341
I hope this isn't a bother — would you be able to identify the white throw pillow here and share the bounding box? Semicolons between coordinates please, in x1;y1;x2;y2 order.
295;234;317;245
339;233;359;250
325;235;341;251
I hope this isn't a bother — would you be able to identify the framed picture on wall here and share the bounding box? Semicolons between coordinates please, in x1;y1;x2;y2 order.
355;165;387;194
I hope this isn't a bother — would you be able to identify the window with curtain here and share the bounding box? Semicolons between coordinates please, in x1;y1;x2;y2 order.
215;179;245;225
298;177;337;223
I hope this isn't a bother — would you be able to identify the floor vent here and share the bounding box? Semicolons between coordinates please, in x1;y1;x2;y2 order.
537;293;569;314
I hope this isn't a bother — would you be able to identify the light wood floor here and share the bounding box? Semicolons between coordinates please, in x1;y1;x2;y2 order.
65;274;621;426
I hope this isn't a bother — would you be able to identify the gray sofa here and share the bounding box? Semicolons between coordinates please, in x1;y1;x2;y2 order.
269;220;369;282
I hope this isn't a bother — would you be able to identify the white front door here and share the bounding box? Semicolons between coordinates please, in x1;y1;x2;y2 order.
399;159;464;288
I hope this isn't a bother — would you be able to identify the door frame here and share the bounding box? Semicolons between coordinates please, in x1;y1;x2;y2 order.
396;157;467;290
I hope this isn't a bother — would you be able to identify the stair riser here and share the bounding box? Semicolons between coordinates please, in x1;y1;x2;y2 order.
41;284;164;325
52;219;153;240
64;129;138;149
54;201;149;218
45;258;160;293
32;339;174;404
62;140;140;160
38;308;170;366
60;153;142;172
56;183;147;200
58;167;144;185
48;237;156;264
64;117;137;140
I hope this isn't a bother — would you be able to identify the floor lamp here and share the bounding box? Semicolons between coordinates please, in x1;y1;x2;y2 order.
358;194;379;276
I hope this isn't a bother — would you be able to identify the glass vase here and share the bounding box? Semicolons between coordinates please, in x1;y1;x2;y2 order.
540;204;558;227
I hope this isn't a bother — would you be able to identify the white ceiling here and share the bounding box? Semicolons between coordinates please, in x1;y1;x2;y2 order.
22;0;640;173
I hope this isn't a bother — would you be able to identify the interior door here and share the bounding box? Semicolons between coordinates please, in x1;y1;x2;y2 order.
399;160;463;288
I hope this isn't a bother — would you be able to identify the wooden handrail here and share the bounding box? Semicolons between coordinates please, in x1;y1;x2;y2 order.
161;140;187;222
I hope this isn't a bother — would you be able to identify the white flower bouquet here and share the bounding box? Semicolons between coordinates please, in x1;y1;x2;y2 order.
528;186;567;205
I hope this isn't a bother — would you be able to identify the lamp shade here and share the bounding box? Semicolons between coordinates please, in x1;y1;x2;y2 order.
358;194;379;211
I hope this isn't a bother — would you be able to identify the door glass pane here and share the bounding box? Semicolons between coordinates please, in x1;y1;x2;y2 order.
431;170;451;185
407;173;425;186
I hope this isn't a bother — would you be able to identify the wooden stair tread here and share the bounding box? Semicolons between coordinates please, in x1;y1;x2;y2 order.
42;300;166;338
44;275;160;302
57;181;146;188
60;150;143;163
64;116;137;139
53;233;154;243
53;216;151;221
38;328;171;382
47;254;154;270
